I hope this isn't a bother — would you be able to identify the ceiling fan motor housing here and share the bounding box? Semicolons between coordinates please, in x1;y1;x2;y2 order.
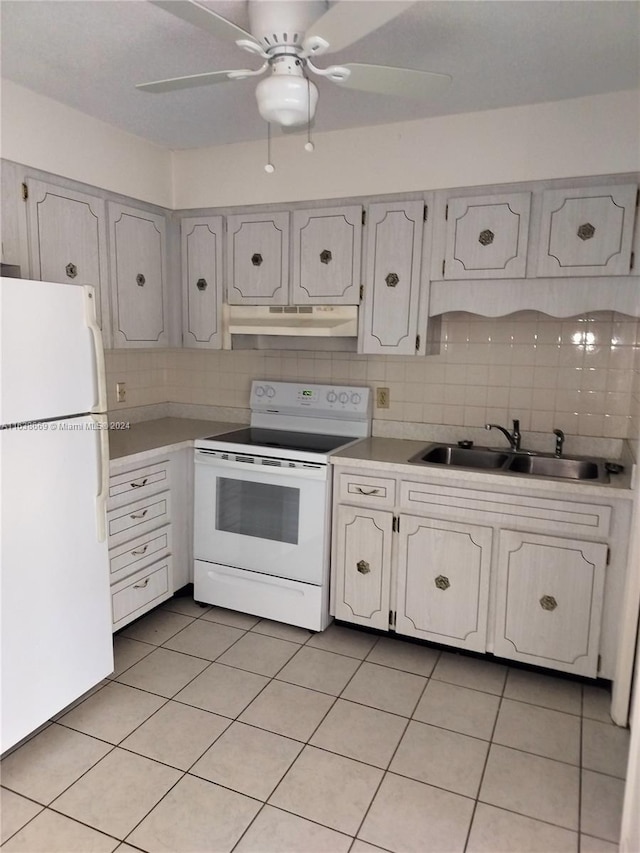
248;0;327;52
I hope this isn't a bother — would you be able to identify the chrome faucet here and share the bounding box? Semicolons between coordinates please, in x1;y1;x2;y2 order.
485;419;521;451
553;428;565;457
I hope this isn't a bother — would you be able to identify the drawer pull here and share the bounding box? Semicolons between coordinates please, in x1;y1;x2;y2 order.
435;575;450;591
130;478;148;488
130;510;148;519
357;559;370;575
540;594;558;611
356;487;380;496
133;578;150;589
131;545;148;556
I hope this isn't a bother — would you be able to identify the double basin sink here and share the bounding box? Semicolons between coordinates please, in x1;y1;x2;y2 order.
409;444;612;483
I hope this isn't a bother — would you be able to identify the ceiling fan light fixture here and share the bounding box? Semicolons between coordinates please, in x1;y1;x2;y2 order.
255;67;318;127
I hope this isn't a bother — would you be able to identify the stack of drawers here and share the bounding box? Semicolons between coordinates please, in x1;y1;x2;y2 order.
107;457;173;631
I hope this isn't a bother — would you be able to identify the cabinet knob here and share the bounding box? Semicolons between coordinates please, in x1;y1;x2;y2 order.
539;594;558;611
196;277;208;291
577;222;596;241
478;229;495;246
136;273;146;287
385;272;399;287
251;253;263;267
434;575;450;590
320;249;332;264
65;262;78;279
356;559;370;575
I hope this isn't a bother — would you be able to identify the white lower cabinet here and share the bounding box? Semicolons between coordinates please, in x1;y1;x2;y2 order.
494;530;607;677
396;515;492;652
332;465;621;678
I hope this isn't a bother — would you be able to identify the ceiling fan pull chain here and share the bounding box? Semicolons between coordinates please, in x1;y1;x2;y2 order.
264;122;275;174
305;75;315;153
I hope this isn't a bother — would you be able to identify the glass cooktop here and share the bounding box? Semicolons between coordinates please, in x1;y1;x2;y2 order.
202;427;354;455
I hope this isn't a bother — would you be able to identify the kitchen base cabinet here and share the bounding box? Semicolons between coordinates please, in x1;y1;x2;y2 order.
494;530;607;677
333;504;393;630
396;515;492;652
331;464;624;679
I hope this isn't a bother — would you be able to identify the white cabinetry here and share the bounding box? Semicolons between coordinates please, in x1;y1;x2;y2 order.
108;202;169;347
107;456;174;630
181;215;224;348
226;212;289;305
291;206;362;304
360;200;425;355
25;178;110;336
332;464;621;677
494;531;607;676
535;183;637;277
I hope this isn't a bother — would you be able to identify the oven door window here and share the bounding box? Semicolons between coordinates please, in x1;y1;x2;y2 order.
216;478;299;545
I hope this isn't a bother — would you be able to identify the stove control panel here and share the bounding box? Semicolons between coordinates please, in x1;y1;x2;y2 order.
251;381;371;419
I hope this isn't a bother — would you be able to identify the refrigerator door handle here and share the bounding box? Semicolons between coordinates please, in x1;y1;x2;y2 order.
83;285;107;414
93;413;109;542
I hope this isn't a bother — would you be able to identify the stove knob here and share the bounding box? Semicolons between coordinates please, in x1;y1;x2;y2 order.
338;392;349;404
326;390;337;403
255;385;265;397
350;392;361;405
265;385;276;398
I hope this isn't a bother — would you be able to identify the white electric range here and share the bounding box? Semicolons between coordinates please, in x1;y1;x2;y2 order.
193;381;371;631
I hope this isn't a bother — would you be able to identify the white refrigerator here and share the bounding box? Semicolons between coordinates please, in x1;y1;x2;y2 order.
0;277;113;753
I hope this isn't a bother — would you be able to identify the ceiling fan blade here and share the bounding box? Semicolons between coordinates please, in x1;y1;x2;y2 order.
303;1;415;55
150;0;259;48
336;63;452;98
136;69;244;94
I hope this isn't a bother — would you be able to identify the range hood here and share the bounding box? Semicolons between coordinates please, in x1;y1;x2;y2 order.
226;305;358;337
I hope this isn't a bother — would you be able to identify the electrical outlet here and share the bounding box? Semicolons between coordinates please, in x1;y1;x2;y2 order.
376;387;390;409
116;382;126;403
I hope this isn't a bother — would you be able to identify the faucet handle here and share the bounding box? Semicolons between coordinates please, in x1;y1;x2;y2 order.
553;428;565;457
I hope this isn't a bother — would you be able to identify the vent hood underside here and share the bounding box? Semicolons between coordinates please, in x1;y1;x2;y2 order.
226;305;358;337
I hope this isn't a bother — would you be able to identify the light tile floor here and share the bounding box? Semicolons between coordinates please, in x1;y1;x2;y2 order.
1;597;630;853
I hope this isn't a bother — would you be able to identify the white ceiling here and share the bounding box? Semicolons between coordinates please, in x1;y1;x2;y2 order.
1;0;638;151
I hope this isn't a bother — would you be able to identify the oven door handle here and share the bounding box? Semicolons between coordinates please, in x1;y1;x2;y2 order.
194;451;328;480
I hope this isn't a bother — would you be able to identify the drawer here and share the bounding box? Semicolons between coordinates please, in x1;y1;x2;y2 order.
109;525;172;584
337;472;396;508
111;557;172;630
108;459;169;508
107;491;171;547
400;480;611;539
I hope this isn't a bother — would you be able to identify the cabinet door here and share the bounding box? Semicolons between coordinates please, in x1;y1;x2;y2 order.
443;192;530;279
226;212;289;305
108;203;168;347
535;184;637;277
396;514;491;652
494;530;607;677
181;216;223;348
26;179;109;334
291;206;362;304
333;505;392;630
360;200;424;354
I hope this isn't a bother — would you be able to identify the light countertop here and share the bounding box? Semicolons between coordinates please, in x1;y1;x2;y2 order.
108;418;244;464
331;436;635;500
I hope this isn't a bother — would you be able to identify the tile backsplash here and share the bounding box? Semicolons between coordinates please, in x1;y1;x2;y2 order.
105;311;640;449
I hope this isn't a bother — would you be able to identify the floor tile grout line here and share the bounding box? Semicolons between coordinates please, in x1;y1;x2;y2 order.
578;684;584;853
0;803;125;850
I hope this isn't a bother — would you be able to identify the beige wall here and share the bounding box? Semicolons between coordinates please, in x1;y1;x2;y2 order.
172;90;640;208
0;80;173;208
106;310;639;445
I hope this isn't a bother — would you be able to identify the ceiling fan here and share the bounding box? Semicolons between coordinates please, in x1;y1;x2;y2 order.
137;0;451;129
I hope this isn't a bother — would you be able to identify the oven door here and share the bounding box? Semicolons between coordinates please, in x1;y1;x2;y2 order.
194;451;330;585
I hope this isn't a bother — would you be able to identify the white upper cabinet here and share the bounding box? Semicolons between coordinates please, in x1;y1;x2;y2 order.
441;192;531;279
108;202;169;348
291;206;362;304
535;184;638;277
26;179;110;335
360;200;425;355
226;212;289;305
181;216;224;349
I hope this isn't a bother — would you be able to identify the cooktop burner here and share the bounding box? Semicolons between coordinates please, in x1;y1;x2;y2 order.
202;427;354;455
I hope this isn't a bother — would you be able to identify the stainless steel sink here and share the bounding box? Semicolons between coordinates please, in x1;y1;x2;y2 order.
411;445;509;469
408;443;610;483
